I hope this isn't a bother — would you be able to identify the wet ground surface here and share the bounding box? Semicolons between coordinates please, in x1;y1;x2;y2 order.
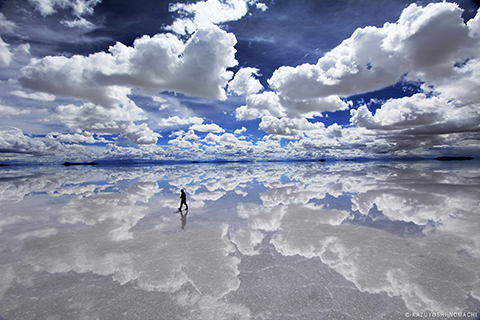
1;161;479;319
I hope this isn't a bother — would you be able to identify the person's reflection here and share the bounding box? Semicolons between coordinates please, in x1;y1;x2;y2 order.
179;209;188;229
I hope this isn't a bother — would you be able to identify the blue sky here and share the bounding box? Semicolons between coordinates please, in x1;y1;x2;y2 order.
0;0;479;162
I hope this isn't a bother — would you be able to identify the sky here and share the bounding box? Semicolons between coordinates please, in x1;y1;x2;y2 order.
0;0;479;163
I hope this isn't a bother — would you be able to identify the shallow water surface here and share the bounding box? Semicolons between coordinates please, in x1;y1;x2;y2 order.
1;161;479;319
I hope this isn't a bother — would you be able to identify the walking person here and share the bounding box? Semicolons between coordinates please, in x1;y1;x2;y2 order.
179;189;188;210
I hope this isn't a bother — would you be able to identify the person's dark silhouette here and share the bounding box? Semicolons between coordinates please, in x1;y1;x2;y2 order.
179;189;188;210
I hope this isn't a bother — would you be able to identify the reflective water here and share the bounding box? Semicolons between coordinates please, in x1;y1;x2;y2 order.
1;161;479;319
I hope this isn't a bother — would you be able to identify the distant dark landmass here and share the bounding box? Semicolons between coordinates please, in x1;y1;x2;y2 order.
3;157;477;168
62;162;100;166
434;156;473;161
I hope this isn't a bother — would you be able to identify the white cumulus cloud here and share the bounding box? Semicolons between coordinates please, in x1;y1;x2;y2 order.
168;0;253;35
190;123;225;133
228;67;263;96
55;101;145;134
158;116;204;128
269;2;480;101
349;93;480;154
0;126;61;156
28;0;101;17
259;116;325;140
10;90;56;102
0;37;12;67
235;2;480;157
47;131;108;144
0;104;30;116
234;126;247;135
126;123;161;145
18;25;238;145
20;26;238;104
53;101;161;145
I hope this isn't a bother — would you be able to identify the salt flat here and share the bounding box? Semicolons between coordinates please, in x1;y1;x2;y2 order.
0;161;479;319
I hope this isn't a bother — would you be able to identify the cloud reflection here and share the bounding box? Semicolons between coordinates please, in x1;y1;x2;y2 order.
0;161;479;318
